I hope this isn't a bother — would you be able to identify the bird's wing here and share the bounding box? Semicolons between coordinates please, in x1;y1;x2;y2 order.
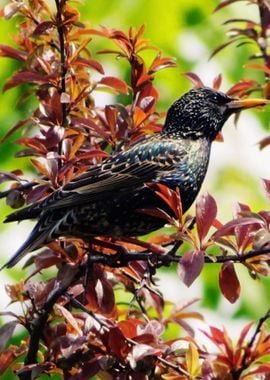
45;138;187;209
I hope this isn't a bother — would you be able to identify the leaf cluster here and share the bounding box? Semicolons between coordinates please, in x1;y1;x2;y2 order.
0;1;270;379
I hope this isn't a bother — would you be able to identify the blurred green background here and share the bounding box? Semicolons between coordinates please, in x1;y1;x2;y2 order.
0;0;270;378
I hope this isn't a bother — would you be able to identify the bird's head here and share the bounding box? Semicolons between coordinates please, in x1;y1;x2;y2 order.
164;87;269;141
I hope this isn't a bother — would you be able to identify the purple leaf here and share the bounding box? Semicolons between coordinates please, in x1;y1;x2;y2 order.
26;184;50;204
0;170;23;184
0;321;17;353
177;250;204;287
213;217;264;239
32;21;55;37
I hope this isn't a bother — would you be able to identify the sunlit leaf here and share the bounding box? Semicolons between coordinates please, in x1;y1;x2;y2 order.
245;62;270;76
186;342;201;377
178;250;204;287
99;76;129;94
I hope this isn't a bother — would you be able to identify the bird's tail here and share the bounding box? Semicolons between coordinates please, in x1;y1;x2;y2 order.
1;222;49;270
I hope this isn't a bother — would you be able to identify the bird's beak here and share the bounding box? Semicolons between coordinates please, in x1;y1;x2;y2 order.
227;97;270;111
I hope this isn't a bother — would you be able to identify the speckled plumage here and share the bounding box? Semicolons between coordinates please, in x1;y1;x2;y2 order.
3;87;267;268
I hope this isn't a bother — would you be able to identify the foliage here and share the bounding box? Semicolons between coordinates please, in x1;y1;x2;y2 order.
0;0;270;379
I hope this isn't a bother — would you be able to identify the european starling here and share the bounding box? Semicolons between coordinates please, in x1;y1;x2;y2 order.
2;87;268;268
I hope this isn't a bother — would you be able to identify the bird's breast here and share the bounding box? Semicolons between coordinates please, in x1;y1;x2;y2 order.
157;138;211;211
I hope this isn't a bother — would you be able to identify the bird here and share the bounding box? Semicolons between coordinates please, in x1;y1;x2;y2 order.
2;87;268;269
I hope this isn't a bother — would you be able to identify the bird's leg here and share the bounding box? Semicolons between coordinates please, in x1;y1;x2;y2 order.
167;240;183;257
86;237;130;267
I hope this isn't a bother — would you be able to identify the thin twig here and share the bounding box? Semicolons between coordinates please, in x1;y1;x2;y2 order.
55;0;68;124
242;308;270;369
0;181;38;200
232;307;270;379
64;292;110;330
18;265;80;380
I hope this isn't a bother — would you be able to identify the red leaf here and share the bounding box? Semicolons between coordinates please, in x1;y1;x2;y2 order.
213;73;222;90
34;249;62;271
118;319;142;339
213;217;264;239
258;136;270;150
105;105;118;131
241;364;270;379
152;183;182;222
76;150;110;161
138;207;175;225
234;203;256;251
72;117;110;139
223;18;259;26
262;178;270;202
178;250;204;287
236;322;253;351
0;44;26;61
108;327;129;359
184;72;204;88
99;76;129;94
0;345;27;375
4;70;50;91
245;62;270;76
196;192;217;242
133;107;147;127
219;261;240;303
73;57;104;74
0;118;30;144
227;79;258;97
149;54;177;73
213;0;242;13
32;21;55;36
209;39;238;60
16;137;47;153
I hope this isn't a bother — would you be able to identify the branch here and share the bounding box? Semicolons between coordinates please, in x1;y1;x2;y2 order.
232;307;270;379
55;0;68;125
257;0;270;71
84;244;270;268
18;265;80;380
0;181;38;200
